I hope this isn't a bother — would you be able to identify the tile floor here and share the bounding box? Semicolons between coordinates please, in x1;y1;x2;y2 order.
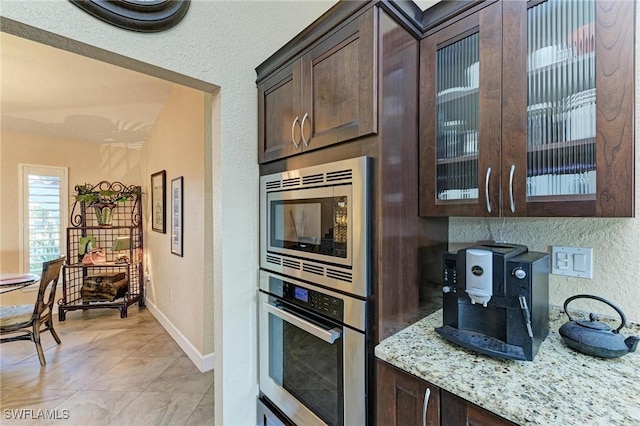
0;307;214;425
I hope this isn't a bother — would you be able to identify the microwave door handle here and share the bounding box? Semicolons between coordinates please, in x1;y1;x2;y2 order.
263;302;342;344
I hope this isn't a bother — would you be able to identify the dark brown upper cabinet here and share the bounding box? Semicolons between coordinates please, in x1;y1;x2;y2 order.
419;0;634;217
258;8;377;163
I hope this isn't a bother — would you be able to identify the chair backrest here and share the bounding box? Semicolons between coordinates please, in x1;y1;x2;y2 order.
33;256;66;318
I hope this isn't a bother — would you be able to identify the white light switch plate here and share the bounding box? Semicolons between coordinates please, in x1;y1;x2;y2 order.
551;246;593;279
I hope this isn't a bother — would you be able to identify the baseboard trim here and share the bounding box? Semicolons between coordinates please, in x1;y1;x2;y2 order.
145;300;214;372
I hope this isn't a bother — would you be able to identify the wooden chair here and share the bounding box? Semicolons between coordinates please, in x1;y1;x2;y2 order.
0;256;66;366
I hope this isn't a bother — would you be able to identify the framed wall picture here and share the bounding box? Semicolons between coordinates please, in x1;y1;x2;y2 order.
171;176;184;257
151;170;166;233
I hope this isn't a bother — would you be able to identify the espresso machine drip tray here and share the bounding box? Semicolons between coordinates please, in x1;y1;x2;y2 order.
435;325;527;361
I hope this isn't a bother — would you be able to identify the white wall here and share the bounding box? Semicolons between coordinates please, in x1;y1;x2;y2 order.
449;2;640;322
0;2;337;425
141;84;211;367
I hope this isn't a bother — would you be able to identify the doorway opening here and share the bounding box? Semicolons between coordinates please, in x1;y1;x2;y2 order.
0;19;216;373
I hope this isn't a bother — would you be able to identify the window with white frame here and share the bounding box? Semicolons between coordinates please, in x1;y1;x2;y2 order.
20;165;68;274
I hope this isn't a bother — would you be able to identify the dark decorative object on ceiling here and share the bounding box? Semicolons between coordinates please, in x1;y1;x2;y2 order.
69;0;190;33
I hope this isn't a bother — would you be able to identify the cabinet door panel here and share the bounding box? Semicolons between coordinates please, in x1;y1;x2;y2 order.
467;404;517;426
441;390;517;426
377;361;440;426
593;0;634;217
419;1;502;217
500;0;528;216
303;8;377;152
503;0;634;217
258;61;302;163
311;37;359;133
440;390;468;426
511;0;598;215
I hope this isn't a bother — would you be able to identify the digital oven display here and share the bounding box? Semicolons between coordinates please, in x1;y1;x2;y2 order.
294;287;309;303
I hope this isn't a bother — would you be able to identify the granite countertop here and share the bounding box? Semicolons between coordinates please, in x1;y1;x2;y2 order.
375;308;640;425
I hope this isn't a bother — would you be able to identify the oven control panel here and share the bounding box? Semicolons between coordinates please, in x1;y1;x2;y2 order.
282;282;344;322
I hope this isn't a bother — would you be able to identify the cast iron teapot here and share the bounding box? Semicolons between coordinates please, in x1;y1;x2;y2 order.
559;294;639;359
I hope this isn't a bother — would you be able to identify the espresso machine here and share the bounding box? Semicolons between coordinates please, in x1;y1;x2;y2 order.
435;243;549;361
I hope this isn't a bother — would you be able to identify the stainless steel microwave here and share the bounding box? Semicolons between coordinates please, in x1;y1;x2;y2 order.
260;157;370;297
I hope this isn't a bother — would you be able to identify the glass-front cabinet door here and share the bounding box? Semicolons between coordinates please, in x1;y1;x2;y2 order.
504;0;634;217
435;34;480;204
420;0;634;217
526;0;596;200
419;1;502;217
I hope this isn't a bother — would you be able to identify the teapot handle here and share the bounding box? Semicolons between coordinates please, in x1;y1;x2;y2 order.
564;294;627;334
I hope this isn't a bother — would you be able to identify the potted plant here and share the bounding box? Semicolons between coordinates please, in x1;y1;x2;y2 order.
74;182;141;226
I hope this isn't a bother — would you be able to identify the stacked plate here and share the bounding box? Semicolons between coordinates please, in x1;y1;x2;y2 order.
527;171;595;196
527;88;595;144
439;188;479;200
438;120;465;158
466;61;479;89
437;86;468;97
436;61;479;98
565;89;595;141
528;45;572;71
527;102;552;145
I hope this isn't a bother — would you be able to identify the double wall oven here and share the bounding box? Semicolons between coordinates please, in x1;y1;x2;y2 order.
258;157;370;426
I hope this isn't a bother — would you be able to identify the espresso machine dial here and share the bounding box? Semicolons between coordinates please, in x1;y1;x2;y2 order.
513;267;527;280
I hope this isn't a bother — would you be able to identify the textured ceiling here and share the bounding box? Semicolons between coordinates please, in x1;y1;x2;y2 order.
1;32;176;148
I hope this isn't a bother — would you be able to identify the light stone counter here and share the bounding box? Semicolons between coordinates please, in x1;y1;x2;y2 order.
375;308;640;425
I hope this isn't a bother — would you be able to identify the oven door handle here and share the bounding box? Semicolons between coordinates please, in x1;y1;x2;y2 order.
264;302;342;344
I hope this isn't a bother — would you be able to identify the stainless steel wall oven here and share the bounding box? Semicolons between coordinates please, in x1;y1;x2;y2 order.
258;270;367;426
